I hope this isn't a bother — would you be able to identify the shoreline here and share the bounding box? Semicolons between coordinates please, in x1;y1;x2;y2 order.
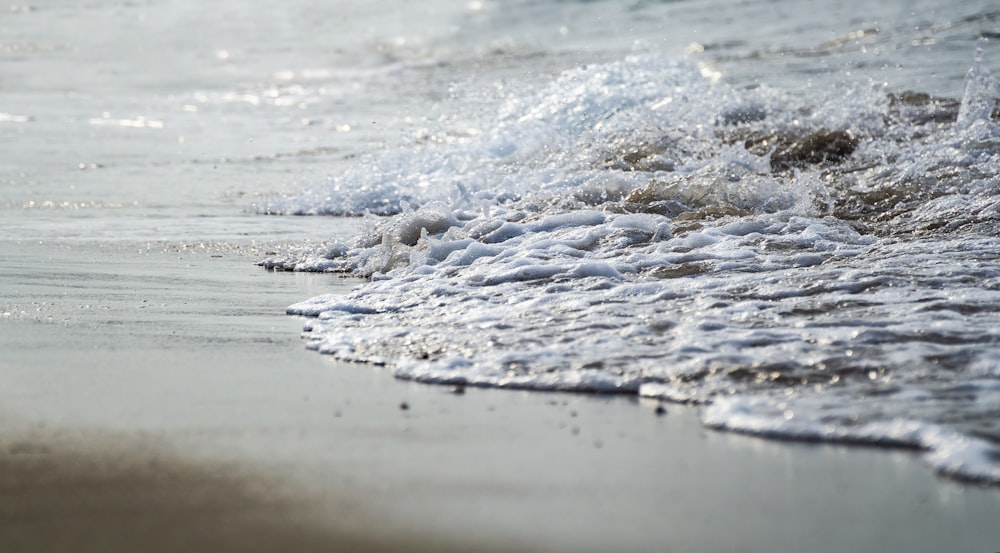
2;239;999;553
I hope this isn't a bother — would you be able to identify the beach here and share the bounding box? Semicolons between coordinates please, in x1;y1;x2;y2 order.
4;0;1000;550
2;239;999;553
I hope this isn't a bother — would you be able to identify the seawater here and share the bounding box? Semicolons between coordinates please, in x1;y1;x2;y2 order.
4;0;1000;484
261;3;1000;484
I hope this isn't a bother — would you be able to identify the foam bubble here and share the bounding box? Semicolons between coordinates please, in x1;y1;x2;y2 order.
272;49;1000;484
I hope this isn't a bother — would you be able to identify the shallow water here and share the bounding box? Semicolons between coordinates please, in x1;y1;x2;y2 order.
262;3;1000;483
5;0;1000;484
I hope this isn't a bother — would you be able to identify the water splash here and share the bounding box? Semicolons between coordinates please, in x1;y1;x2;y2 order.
270;47;1000;485
957;38;999;130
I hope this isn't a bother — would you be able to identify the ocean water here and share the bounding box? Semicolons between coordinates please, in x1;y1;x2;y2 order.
5;1;1000;484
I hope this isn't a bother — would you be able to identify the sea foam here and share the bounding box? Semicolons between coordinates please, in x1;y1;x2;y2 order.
273;50;1000;484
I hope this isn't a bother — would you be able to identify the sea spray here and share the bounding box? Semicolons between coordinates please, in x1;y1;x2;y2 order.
957;38;1000;131
273;47;1000;484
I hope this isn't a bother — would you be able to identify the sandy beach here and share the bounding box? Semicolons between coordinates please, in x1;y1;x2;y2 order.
6;1;1000;551
1;238;998;553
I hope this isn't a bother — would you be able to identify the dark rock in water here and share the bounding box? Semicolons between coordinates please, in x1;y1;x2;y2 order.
888;90;1000;126
600;85;995;237
399;401;409;411
604;141;677;172
740;129;860;171
614;199;688;217
887;91;961;125
772;129;859;170
715;126;859;171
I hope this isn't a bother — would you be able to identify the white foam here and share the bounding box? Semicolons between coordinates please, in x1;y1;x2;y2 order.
274;50;1000;484
702;394;1000;484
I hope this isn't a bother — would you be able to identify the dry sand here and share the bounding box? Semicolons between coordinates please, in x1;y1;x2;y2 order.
2;239;999;553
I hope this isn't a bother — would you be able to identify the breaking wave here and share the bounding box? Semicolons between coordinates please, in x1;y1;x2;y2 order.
264;45;1000;484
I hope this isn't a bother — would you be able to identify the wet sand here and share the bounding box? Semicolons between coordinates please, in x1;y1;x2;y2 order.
2;238;1000;553
0;426;494;553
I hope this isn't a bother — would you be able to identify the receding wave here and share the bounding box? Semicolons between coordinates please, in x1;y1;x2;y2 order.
263;45;1000;484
